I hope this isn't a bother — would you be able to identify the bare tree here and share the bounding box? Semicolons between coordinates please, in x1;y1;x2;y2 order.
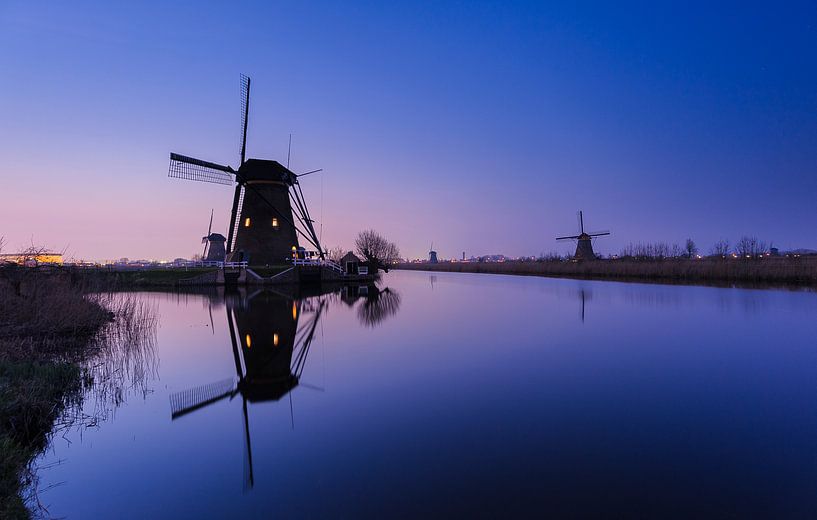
327;246;346;263
711;239;730;257
685;238;698;258
735;236;766;258
355;230;400;273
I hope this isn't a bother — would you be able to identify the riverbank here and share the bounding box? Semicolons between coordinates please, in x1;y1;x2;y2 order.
0;267;155;518
394;257;817;287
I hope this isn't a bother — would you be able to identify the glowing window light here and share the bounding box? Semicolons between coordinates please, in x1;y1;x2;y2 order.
244;217;251;227
273;333;279;347
272;218;279;228
292;302;298;320
245;334;252;348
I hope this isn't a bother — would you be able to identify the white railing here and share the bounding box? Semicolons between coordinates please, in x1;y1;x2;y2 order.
292;258;345;274
173;261;248;269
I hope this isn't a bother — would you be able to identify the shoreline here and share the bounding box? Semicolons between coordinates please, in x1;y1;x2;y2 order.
393;258;817;290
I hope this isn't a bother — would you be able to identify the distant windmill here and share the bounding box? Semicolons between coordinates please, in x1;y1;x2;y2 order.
201;209;226;262
168;74;324;265
428;242;438;264
556;211;610;260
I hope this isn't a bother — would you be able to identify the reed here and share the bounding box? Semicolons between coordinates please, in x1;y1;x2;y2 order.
395;257;817;286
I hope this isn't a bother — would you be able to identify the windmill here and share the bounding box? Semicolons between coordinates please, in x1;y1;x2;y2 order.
169;292;326;490
168;74;324;266
556;211;610;260
428;242;438;264
201;209;227;262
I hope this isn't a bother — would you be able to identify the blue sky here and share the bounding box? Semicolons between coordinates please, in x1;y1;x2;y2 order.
1;1;815;260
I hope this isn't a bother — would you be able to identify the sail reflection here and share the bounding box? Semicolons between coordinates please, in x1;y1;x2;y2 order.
168;283;400;489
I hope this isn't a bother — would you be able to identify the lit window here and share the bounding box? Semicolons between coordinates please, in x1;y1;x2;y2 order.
244;217;251;227
292;302;298;321
272;218;279;228
273;333;279;347
245;334;252;348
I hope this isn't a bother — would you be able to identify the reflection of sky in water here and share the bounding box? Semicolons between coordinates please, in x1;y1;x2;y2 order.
38;272;817;518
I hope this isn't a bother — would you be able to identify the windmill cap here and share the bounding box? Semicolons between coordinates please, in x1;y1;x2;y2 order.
239;159;297;184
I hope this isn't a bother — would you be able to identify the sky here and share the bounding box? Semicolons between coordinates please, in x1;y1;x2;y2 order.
0;1;815;261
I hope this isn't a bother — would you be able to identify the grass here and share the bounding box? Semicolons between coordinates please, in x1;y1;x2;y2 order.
86;267;218;287
395;256;817;286
0;362;82;518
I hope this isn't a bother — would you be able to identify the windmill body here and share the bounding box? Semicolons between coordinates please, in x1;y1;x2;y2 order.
204;233;227;262
428;242;438;264
230;159;300;265
556;211;610;260
168;75;324;267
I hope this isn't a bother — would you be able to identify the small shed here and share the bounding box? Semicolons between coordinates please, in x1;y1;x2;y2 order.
340;251;362;275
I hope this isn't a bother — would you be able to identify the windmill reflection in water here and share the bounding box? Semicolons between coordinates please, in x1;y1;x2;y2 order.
168;291;326;490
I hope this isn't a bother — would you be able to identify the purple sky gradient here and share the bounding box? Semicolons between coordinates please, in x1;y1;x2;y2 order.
1;1;815;261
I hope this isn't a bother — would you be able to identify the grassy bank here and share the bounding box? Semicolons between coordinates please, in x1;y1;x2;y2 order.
395;257;817;286
0;266;156;518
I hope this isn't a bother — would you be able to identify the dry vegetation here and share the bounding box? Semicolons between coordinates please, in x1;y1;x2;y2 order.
396;256;817;286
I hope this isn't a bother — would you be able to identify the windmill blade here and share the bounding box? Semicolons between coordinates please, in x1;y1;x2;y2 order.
239;74;251;166
202;209;214;258
588;230;611;237
556;235;581;241
242;397;254;491
169;153;235;185
296;168;323;178
226;185;245;254
577;211;585;234
169;378;237;419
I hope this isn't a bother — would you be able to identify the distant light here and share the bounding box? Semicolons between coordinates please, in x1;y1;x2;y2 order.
244;217;251;227
292;302;298;321
273;333;279;347
245;334;252;348
272;217;279;228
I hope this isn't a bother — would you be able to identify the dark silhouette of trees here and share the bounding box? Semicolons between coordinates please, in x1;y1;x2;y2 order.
355;230;400;273
735;236;767;258
710;239;730;257
685;239;698;258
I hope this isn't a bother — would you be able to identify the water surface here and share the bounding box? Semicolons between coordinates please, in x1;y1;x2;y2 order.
38;271;817;518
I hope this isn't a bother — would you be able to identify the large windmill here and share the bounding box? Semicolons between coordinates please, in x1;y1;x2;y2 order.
428;242;438;264
169;293;326;489
556;211;610;260
168;74;324;265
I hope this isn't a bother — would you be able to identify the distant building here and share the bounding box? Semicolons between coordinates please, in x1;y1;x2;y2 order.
340;251;362;275
0;252;64;266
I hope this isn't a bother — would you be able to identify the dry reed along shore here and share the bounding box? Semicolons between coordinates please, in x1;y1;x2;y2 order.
0;265;156;519
395;256;817;286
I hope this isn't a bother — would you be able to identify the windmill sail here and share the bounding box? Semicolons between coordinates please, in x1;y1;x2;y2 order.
239;74;250;166
169;153;234;185
169;378;236;419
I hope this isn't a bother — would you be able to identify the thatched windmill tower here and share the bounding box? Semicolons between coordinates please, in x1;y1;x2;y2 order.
168;74;324;265
556;211;610;260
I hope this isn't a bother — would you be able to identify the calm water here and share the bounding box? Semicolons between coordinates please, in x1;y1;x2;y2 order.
37;271;817;518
